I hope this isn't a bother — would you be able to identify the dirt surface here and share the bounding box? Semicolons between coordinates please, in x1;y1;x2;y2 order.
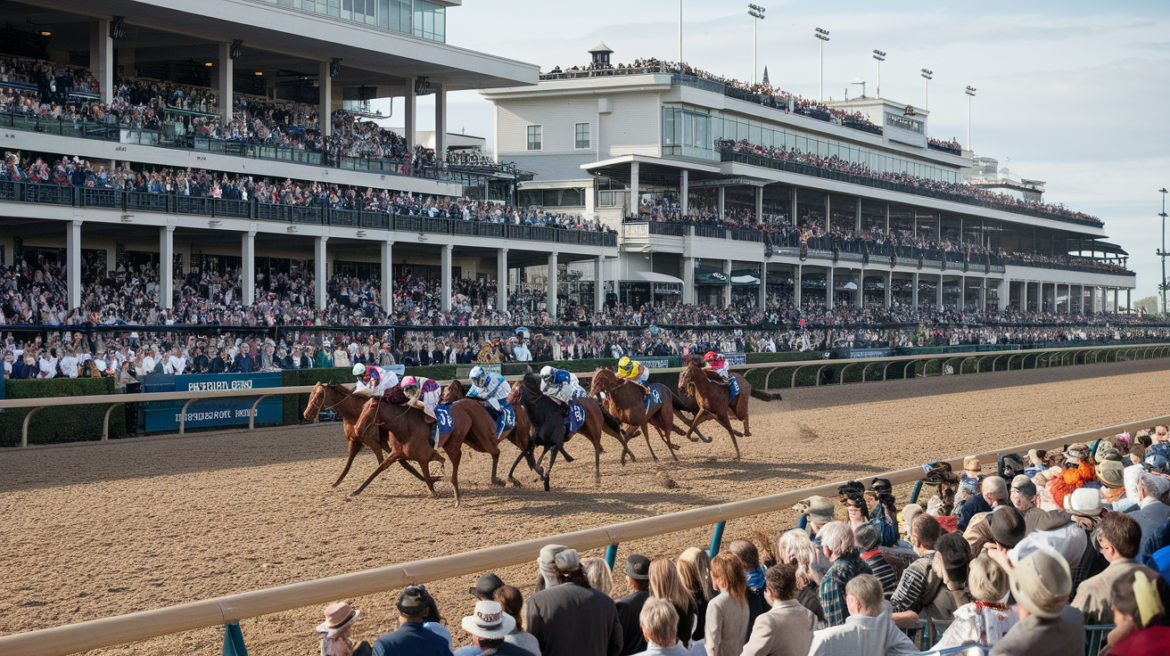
2;358;1168;655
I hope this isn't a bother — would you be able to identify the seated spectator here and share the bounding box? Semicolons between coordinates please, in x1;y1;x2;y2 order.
740;563;816;656
728;539;769;636
817;521;873;627
454;600;530;656
964;476;1011;551
807;574;918;656
986;547;1083;656
676;548;715;642
492;586;540;656
774;529;826;624
889;513;943;624
317;602;371;656
583;557;615;596
933;554;1018;651
958;474;999;532
1072;512;1159;624
1138;517;1170;571
1010;474;1048;535
926;531;973;620
630;598;689;656
647;558;698;650
526;546;622;656
705;551;750;656
371;586;453;656
618;554;653;656
1105;570;1170;655
1130;473;1170;540
1008;501;1089;583
854;524;898;598
469;573;505;602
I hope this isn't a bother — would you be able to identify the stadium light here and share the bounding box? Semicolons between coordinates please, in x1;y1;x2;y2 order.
679;0;683;62
1159;188;1169;315
748;5;766;85
965;86;976;150
872;49;885;98
814;27;830;102
921;69;933;110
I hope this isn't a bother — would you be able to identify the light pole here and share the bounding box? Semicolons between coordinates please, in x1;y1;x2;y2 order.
921;69;932;110
872;50;885;98
965;86;976;150
748;5;765;85
814;27;830;101
679;0;683;61
1159;188;1169;315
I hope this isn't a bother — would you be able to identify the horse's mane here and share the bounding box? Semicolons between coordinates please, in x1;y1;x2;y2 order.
522;372;541;390
685;354;706;367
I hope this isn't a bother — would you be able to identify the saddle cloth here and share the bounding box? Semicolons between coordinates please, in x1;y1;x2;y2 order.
495;401;516;436
435;404;454;437
728;376;740;402
643;385;663;412
567;400;587;434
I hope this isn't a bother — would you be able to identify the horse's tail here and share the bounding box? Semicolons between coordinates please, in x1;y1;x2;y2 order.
599;405;624;433
670;388;695;414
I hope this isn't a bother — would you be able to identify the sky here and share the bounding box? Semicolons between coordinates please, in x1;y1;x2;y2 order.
387;0;1170;305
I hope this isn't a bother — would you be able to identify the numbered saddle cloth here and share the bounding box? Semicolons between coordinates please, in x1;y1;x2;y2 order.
643;385;662;412
435;404;455;438
728;376;740;402
495;401;516;435
567;400;587;434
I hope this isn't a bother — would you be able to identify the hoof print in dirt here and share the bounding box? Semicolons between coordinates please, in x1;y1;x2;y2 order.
654;471;679;489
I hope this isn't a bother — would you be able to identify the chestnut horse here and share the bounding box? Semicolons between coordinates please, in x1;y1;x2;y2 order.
304;382;406;487
678;360;752;459
589;368;684;463
350;393;502;507
441;379;531;453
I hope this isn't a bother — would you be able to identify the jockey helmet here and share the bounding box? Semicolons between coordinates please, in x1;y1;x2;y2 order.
703;352;720;362
352;363;366;377
617;356;634;374
469;366;487;387
401;375;418;392
540;365;556;381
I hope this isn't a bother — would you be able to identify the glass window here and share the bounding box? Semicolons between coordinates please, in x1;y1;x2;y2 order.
662;108;675;147
378;0;389;27
342;0;352;19
575;122;590;149
527;125;542;151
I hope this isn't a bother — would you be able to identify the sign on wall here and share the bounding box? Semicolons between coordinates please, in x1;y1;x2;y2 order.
142;372;283;433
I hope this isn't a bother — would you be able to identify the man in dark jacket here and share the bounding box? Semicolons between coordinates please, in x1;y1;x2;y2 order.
527;547;622;656
207;347;226;373
616;555;651;656
233;342;255;373
371;586;453;656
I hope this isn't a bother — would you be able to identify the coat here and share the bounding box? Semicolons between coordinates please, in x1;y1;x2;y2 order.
739;599;817;656
1071;559;1159;624
526;581;622;656
807;604;919;656
703;591;749;656
371;622;453;656
616;590;649;656
1130;501;1170;541
988;604;1084;656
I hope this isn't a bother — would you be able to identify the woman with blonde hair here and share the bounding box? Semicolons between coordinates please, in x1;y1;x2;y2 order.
581;556;613;595
705;552;749;656
776;529;826;624
649;558;698;649
932;554;1017;650
678;547;716;641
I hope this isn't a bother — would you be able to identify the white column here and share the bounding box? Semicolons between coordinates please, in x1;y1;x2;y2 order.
381;240;393;315
936;274;944;308
1127;289;1132;314
884;271;892;309
159;225;174;310
683;257;696;304
1021;280;1028;311
794;264;803;307
241;229;255;306
758;262;767;309
67;220;82;309
403;80;416;152
723;259;732;308
629;162;640;216
217;42;233;125
595;256;606;313
856;269;864;307
93;20;113;104
997;279;1008;311
314;236;328;311
825;195;832;233
547;251;559;319
790;189;798;226
960;275;966;310
319;61;332;137
434;83;447;162
1112;288;1119;313
497;248;508;313
856;197;863;232
441;243;453;313
826;267;834;309
1077;284;1084;314
680;170;689;216
980;278;987;311
717;186;725;221
912;272;919;307
754;186;763;223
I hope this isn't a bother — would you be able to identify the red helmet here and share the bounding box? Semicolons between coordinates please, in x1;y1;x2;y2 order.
703;352;719;362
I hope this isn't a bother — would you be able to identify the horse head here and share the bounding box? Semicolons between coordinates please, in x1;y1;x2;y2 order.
589;368;618;396
303;382;326;421
507;381;522;405
441;379;464;404
522;371;542;392
354;396;382;438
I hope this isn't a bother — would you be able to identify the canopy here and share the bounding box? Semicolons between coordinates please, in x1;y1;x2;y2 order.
638;271;685;285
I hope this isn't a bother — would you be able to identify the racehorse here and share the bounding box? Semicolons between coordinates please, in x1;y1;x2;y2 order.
442;379;531;453
508;373;632;488
304;382;399;487
677;359;752;459
349;392;502;507
589;368;685;463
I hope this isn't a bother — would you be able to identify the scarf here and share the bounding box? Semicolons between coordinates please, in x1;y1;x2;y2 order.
746;566;767;592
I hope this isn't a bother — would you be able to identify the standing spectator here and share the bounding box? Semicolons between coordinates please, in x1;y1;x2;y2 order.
647;558;697;650
371;586;453;656
207;346;226;373
493;586;540;656
59;347;79;378
932;554;1018;651
817;522;873;627
1138;517;1170;570
629;598;688;656
704;552;749;656
316;602;370;656
582;557;614;596
1130;474;1170;539
807;574;918;656
962;476;1009;546
986;548;1083;656
233;342;255;373
526;547;623;656
1072;512;1158;624
728;540;768;637
1010;475;1048;535
617;554;652;656
469;573;506;602
775;529;826;623
1103;570;1170;654
740;563;816;656
854;525;897;598
676;547;715;642
888;513;943;624
454;600;531;656
924;532;973;620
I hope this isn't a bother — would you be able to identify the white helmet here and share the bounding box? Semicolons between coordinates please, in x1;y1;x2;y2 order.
469;365;487;386
352;363;366;377
540;365;555;380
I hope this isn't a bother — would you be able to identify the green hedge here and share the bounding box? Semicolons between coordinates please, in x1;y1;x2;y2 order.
1;377;125;447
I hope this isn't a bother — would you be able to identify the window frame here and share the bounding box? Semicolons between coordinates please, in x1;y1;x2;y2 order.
527;125;542;152
574;122;591;150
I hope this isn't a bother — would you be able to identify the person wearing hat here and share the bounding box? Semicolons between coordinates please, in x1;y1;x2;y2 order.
793;495;835;573
854;524;898;598
453;600;528;656
1008;475;1047;536
1072;511;1159;625
470;573;506;602
1129;473;1170;540
371;586;452;656
526;547;623;656
933;554;1018;651
962;457;982;482
317;602;369;656
1096;458;1128;509
616;555;652;656
1005;497;1090;589
986;548;1083;656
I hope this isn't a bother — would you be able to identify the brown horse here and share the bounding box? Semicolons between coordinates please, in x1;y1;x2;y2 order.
442;379;531;453
350;394;502;507
589;368;684;463
304;383;398;487
678;360;752;459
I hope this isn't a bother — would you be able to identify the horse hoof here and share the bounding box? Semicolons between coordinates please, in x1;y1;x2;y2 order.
509;478;523;488
491;478;506;488
543;479;551;492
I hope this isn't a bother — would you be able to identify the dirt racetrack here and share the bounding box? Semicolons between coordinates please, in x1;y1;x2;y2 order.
2;357;1169;655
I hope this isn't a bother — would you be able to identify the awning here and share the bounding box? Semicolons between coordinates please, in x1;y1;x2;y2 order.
638;271;685;285
731;275;760;286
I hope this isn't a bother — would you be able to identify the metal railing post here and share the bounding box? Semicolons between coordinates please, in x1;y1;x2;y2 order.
248;395;272;430
21;407;44;447
179;399;197;434
709;521;726;558
223;623;248;656
102;403;124;442
604;544;618;570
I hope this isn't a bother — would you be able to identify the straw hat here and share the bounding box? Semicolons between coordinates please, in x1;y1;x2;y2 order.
1009;547;1072;619
316;602;359;637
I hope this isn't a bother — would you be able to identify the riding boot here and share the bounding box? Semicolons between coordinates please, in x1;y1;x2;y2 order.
430;423;440;449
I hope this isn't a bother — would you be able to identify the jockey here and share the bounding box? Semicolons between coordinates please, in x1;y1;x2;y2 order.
702;351;732;384
616;356;650;390
352;362;399;396
403;375;444;447
539;365;586;404
466;366;509;413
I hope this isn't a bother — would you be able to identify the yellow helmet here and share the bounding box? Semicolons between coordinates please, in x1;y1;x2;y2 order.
617;356;633;373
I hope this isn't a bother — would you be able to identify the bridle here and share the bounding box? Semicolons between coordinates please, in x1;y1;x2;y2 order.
367;397;413;431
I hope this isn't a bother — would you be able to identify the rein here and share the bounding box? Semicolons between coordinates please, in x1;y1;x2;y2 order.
319;385;352;413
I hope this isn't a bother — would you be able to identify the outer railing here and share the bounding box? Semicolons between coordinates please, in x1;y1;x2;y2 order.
0;398;1159;656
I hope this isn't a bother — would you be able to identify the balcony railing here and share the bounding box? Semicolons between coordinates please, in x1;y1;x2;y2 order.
0;181;617;248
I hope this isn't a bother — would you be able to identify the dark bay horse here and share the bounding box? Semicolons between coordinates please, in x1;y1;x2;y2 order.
304;382;397;487
442;379;531;453
589;368;685;463
350;393;502;507
678;360;752;459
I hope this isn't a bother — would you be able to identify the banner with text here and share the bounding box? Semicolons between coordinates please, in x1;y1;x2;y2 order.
142;372;283;433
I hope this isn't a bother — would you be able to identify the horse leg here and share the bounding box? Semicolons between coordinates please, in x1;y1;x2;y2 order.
350;450;402;496
717;412;743;460
737;397;752;437
638;422;659;462
490;451;504;487
534;444;551;480
653;416;680;462
684;408;708;442
397;460;428;483
592;434;602;485
544;444;560;492
332;440;363;488
446;444;463;508
418;456;439;498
